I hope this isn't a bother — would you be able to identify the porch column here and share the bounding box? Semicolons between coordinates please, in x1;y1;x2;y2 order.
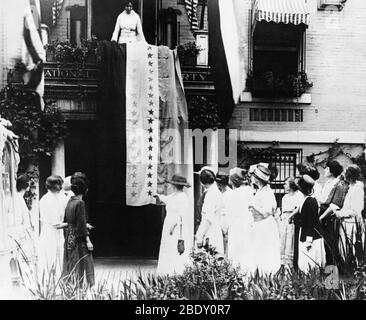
51;140;65;178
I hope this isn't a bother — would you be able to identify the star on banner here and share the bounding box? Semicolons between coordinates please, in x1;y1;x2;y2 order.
148;109;154;115
148;61;153;67
148;118;154;124
148;93;154;98
147;46;152;51
148;53;153;58
148;190;153;196
149;101;154;106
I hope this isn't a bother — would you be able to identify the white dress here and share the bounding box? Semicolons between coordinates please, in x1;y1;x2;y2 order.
196;183;225;254
111;10;146;44
250;185;281;275
280;191;304;266
337;181;365;254
157;191;191;275
37;191;65;276
226;185;254;273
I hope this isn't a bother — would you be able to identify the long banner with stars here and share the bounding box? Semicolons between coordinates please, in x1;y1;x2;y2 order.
126;42;159;206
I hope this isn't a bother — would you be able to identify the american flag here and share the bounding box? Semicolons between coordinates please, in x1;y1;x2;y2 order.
52;0;64;26
184;0;199;31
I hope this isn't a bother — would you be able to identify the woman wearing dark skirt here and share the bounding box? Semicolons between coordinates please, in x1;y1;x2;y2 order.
63;177;95;287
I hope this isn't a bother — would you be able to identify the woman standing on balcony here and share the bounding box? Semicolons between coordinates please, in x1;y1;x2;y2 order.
111;2;146;44
249;164;281;275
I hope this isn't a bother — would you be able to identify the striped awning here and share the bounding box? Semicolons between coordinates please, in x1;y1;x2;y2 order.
254;0;310;26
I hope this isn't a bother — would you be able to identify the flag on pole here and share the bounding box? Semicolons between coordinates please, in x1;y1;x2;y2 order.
52;0;64;26
184;0;199;32
208;0;244;124
22;1;45;108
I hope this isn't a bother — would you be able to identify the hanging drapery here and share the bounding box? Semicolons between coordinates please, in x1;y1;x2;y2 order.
184;0;199;32
125;43;160;206
208;0;244;124
97;41;193;208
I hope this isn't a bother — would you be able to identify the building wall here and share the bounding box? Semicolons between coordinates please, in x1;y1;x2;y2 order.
229;0;366;141
47;0;207;45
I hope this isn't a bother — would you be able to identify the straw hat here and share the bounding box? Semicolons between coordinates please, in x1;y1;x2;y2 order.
252;164;271;182
166;174;191;187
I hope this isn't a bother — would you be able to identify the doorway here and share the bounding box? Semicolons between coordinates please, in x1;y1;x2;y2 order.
92;0;157;44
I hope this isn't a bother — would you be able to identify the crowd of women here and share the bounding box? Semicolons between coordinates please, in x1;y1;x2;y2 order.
156;161;365;276
13;172;95;287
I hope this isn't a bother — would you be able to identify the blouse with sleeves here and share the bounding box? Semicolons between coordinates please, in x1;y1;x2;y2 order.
64;197;89;241
252;184;277;219
111;10;146;44
337;181;364;222
299;197;322;242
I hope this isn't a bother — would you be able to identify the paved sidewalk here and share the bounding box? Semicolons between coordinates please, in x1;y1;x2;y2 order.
0;256;158;300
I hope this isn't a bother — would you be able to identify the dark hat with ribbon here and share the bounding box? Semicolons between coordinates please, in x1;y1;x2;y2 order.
295;175;315;195
166;174;191;187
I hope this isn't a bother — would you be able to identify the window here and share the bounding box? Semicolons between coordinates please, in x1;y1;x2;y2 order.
318;0;347;11
250;108;303;122
248;21;307;97
238;148;302;207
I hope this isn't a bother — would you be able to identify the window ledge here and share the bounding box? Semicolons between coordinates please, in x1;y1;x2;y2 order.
240;92;312;104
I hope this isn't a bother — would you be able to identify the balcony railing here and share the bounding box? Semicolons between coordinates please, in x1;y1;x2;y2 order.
43;62;214;100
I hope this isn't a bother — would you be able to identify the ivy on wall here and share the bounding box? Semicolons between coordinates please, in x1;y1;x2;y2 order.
187;95;223;130
0;85;68;208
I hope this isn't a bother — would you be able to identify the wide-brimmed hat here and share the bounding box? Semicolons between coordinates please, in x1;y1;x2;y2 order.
166;174;191;187
252;164;271;182
194;166;216;177
295;175;315;195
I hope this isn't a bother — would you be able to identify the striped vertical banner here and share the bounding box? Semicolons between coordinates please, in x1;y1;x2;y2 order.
184;0;199;32
126;42;160;206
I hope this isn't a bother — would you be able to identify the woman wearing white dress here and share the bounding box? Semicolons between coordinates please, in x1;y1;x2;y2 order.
195;167;224;254
111;2;146;44
249;164;281;275
215;172;232;257
156;175;192;275
226;168;254;273
280;177;304;268
38;176;67;277
334;165;365;259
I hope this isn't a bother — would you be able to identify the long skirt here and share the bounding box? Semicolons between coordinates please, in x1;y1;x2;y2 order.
251;216;281;275
63;241;95;287
298;238;325;273
280;214;295;267
157;216;190;276
228;217;253;273
339;220;365;260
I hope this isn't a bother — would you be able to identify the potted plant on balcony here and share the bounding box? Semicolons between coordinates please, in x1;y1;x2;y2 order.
177;41;202;66
248;71;313;98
